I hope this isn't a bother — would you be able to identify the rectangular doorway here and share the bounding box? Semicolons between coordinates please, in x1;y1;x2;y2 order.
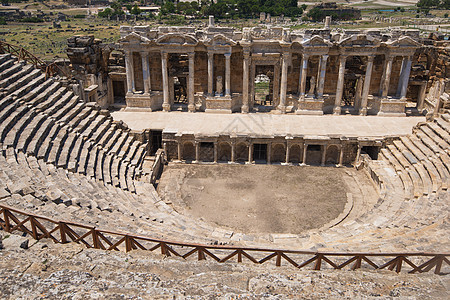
253;143;267;161
150;130;162;155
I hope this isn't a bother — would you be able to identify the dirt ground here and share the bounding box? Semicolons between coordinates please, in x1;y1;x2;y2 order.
157;164;377;234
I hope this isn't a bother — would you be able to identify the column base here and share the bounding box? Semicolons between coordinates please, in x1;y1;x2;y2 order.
241;105;249;113
276;105;286;114
162;103;171;112
188;104;195;112
359;107;367;116
333;106;341;115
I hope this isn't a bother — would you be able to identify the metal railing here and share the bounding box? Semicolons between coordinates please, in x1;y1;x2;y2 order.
0;204;448;275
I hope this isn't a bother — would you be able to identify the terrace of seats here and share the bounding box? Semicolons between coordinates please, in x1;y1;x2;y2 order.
0;54;448;254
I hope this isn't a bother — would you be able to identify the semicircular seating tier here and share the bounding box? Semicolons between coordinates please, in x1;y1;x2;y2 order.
0;54;448;253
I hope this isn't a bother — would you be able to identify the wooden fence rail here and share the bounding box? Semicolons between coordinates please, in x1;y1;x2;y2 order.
0;204;448;275
0;41;64;78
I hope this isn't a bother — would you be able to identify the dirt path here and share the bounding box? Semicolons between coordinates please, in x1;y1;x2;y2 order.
157;164;377;234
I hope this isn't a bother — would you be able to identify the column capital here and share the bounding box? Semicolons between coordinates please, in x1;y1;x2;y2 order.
282;52;290;59
207;51;214;59
140;51;149;58
339;55;348;62
188;52;195;59
367;55;375;62
224;52;231;57
321;54;329;61
161;51;168;59
302;53;310;60
385;54;395;61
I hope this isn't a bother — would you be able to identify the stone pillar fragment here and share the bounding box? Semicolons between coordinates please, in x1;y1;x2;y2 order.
194;141;200;163
247;143;253;164
278;52;289;113
321;145;327;166
207;52;214;96
141;52;151;94
125;50;135;93
359;55;375;116
298;54;309;99
317;55;328;99
381;55;394;98
225;53;231;96
333;55;347;115
242;51;250;113
399;57;412;99
214;142;218;163
338;145;344;166
285;144;290;164
188;52;195;112
161;52;170;111
302;144;308;165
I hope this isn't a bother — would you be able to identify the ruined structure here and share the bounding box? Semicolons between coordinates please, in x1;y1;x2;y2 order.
117;24;421;117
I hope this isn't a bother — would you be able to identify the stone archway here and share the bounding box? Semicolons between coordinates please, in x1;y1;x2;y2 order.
306;145;322;165
289;144;302;164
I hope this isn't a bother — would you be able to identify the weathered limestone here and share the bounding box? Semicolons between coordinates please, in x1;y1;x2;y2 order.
118;26;422;115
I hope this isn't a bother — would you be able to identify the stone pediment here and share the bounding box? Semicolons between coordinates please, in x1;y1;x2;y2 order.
301;35;332;48
339;34;381;48
156;33;198;46
385;36;421;48
119;32;150;44
204;34;237;46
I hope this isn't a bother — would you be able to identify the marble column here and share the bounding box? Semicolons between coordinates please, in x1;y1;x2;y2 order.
242;51;250;113
399;56;412;99
194;141;200;163
302;144;307;165
285;144;290;164
231;142;236;163
338;145;344;166
177;141;182;161
317;55;329;99
381;55;394;98
225;53;231;96
207;52;214;96
214;142;218;163
267;143;271;164
417;83;427;112
125;50;135;93
278;52;289;113
356;145;362;163
321;145;327;166
141;52;151;94
188;52;195;112
298;54;309;99
334;55;347;115
247;143;253;164
359;55;375;116
161;52;170;111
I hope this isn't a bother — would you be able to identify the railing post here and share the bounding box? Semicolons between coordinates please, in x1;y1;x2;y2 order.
59;222;67;243
3;209;10;232
434;255;444;275
276;251;282;267
125;235;133;252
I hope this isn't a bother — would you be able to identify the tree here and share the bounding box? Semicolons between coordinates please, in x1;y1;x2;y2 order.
416;0;439;8
307;7;325;22
130;4;141;15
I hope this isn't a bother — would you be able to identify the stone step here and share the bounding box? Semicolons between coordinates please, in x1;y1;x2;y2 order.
36;122;61;160
117;135;134;159
419;126;448;152
415;130;443;155
27;81;62;107
59;103;85;124
427;122;450;145
47;127;69;165
109;130;127;155
66;106;94;130
95;148;105;181
16;113;46;152
51;95;80;121
76;140;92;175
86;145;99;178
4;68;42;95
90;118;111;145
103;128;121;152
26;118;54;156
399;136;427;162
103;153;113;185
34;87;66;112
0;64;34;89
56;131;78;168
41;90;74;117
3;109;37;148
0;55;15;73
21;78;54;103
409;135;436;159
12;73;46;99
0;61;22;80
435;117;450;134
0;105;30;143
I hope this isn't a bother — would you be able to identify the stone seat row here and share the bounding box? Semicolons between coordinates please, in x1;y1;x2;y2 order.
0;54;148;193
0;147;221;244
